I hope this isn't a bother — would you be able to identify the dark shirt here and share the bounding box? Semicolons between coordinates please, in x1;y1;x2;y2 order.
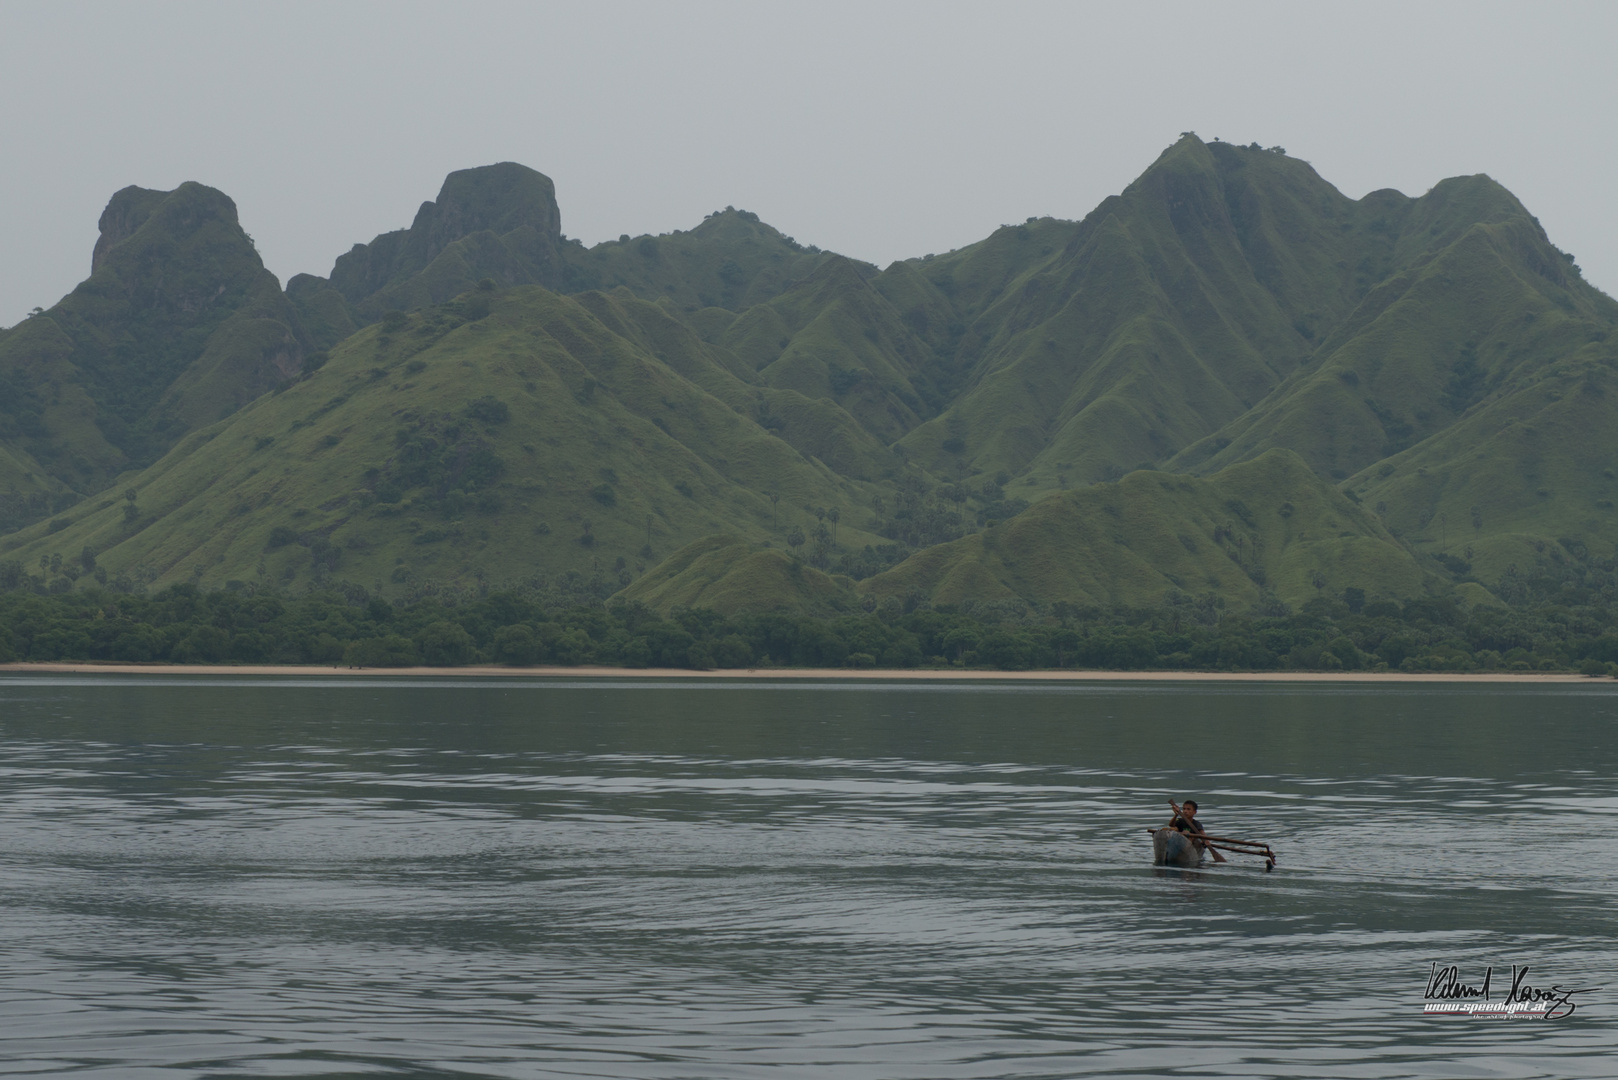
1172;814;1206;836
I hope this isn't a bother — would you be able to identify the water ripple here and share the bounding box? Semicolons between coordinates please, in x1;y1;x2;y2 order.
0;679;1613;1077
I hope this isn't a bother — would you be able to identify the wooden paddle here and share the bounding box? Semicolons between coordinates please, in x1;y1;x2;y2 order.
1168;799;1226;862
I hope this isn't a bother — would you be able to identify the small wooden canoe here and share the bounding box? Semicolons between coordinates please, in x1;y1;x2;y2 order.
1152;827;1204;867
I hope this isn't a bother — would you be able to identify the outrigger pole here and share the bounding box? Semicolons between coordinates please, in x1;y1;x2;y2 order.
1143;827;1277;869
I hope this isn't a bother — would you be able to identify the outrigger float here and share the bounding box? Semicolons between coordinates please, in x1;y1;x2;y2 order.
1147;800;1276;871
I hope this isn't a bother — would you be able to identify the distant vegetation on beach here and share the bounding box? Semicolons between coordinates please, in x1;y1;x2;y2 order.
3;551;1617;674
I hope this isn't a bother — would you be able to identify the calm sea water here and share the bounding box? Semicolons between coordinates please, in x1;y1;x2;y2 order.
0;676;1614;1078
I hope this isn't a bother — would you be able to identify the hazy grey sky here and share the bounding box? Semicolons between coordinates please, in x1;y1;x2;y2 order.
3;1;1615;325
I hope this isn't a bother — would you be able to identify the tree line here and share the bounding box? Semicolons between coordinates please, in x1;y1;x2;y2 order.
1;556;1617;674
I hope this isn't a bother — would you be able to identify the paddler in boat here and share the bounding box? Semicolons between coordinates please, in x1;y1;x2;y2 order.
1170;799;1208;846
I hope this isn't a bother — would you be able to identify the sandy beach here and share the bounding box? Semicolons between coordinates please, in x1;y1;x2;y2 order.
0;662;1600;682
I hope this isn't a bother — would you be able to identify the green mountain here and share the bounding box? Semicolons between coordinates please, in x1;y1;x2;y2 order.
4;138;1613;617
0;181;309;499
885;141;1583;496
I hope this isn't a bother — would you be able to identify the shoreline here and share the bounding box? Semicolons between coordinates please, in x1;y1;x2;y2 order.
0;661;1600;683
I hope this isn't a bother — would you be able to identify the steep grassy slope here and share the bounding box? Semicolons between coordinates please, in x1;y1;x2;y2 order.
1;286;890;594
615;534;859;616
721;256;949;444
0;438;64;535
861;450;1436;610
572;290;905;484
1348;352;1618;583
0;182;309;493
1172;177;1618;481
885;138;1378;491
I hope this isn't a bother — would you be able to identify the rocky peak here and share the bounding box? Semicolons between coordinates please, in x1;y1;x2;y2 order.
91;186;166;272
416;162;561;257
328;162;563;310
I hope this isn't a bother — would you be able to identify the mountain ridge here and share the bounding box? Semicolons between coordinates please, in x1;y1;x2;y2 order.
2;137;1612;616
